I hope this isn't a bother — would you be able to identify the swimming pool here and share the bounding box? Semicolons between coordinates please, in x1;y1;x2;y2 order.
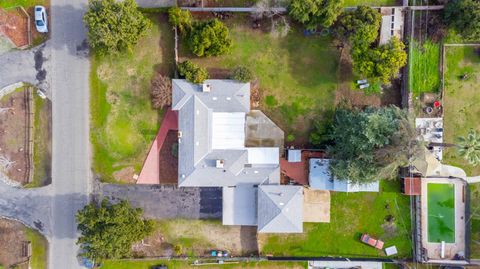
427;183;455;243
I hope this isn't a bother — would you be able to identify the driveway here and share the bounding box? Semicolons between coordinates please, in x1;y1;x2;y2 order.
101;184;222;219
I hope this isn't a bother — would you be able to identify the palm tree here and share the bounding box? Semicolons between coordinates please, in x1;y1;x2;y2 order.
457;129;480;166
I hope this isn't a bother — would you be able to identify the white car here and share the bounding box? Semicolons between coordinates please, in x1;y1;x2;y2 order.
34;6;48;33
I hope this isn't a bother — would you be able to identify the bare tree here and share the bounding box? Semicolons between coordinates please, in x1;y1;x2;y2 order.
150;72;172;109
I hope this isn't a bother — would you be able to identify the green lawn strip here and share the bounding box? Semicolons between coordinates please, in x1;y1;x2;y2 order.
260;180;412;258
182;18;338;143
442;46;480;176
427;183;455;243
101;260;307;269
343;0;397;7
24;228;48;269
25;94;51;188
409;39;441;96
90;13;174;182
0;0;47;8
469;183;480;258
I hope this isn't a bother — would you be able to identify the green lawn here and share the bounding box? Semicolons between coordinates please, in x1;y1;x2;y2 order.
91;14;174;182
24;228;48;269
182;16;339;143
259;180;412;258
442;46;480;176
26;94;51;187
469;183;480;258
0;0;47;8
101;260;306;269
343;0;397;6
409;40;441;96
427;183;455;243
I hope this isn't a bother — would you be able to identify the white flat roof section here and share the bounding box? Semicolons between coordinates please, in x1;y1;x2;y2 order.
211;112;246;149
247;147;279;165
222;185;258;226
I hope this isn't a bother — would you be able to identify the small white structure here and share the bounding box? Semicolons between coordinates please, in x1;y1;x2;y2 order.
385;246;398;256
379;7;404;45
287;149;301;163
416;118;443;160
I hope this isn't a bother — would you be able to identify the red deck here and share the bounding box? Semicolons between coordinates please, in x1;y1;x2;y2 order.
280;150;325;185
137;108;178;184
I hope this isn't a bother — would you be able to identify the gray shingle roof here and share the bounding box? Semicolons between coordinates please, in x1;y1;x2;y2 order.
257;185;303;233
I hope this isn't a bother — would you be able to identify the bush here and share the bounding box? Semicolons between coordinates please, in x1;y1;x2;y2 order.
287;134;295;142
150;73;172;109
444;0;480;41
288;0;343;29
231;66;254;82
84;0;151;54
177;61;209;84
174;244;183;256
188;19;233;57
168;7;192;33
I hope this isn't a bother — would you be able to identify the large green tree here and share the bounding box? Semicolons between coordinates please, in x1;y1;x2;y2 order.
178;60;209;84
84;0;151;54
336;6;382;46
352;37;407;84
188;19;233;57
288;0;343;29
444;0;480;41
168;7;193;34
327;106;418;183
76;199;154;262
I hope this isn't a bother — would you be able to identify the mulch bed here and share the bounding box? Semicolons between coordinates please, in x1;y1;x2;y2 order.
0;219;29;269
158;130;178;184
0;8;29;48
0;90;29;184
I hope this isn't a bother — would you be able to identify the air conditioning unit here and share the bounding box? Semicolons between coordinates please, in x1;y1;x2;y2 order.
216;159;224;169
202;83;211;92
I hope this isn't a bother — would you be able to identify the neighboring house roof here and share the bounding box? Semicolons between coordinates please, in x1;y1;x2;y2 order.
309;159;379;192
403;177;421;195
222;185;258;226
172;79;280;187
257;185;303;233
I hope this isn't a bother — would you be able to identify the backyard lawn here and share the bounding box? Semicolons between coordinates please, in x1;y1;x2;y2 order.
90;14;174;182
181;16;339;144
259;180;412;258
409;40;441;96
24;227;48;269
102;260;307;269
442;46;480;176
0;0;47;8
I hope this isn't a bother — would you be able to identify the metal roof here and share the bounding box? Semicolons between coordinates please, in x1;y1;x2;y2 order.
222;185;258;226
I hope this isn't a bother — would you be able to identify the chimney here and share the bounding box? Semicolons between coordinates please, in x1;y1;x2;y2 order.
216;159;224;169
202;83;211;93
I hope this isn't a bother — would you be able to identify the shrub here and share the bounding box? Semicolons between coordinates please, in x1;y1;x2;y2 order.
444;0;480;41
150;73;172;109
84;0;151;54
188;19;233;57
231;66;254;82
177;61;209;84
288;0;343;29
174;244;183;256
287;134;295;142
168;7;193;33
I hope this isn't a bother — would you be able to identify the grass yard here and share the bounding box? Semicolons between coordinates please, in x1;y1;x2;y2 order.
343;0;397;6
26;94;51;187
24;227;48;269
181;15;339;144
409;40;441;96
0;0;47;8
469;183;480;258
259;180;412;258
102;260;307;269
90;14;174;182
442;46;480;176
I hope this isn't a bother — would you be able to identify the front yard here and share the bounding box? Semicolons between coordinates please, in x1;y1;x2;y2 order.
181;15;339;144
442;46;480;176
90;14;174;182
259;180;412;258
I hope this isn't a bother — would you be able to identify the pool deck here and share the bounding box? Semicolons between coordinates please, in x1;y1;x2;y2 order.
421;177;466;261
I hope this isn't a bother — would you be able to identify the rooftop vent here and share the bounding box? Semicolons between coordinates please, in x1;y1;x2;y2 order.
216;159;224;169
202;83;211;92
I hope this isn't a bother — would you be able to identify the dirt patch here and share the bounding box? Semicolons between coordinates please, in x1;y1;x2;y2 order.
0;218;29;268
0;89;29;184
0;7;29;48
158;130;178;184
113;166;136;183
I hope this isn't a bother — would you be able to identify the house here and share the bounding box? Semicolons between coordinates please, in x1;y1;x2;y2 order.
308;158;379;192
172;79;303;233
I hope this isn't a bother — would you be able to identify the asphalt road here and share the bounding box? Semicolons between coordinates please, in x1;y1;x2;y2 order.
48;0;91;267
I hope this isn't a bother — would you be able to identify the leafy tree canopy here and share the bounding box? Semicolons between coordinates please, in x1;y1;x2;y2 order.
188;19;233;57
231;66;254;82
178;60;209;84
336;6;382;45
288;0;343;29
457;129;480;166
84;0;151;54
444;0;480;41
76;199;154;261
168;7;193;33
352;37;407;84
327;106;418;183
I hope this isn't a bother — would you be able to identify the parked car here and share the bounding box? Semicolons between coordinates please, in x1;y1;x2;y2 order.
210;250;229;257
360;234;384;250
34;6;48;33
